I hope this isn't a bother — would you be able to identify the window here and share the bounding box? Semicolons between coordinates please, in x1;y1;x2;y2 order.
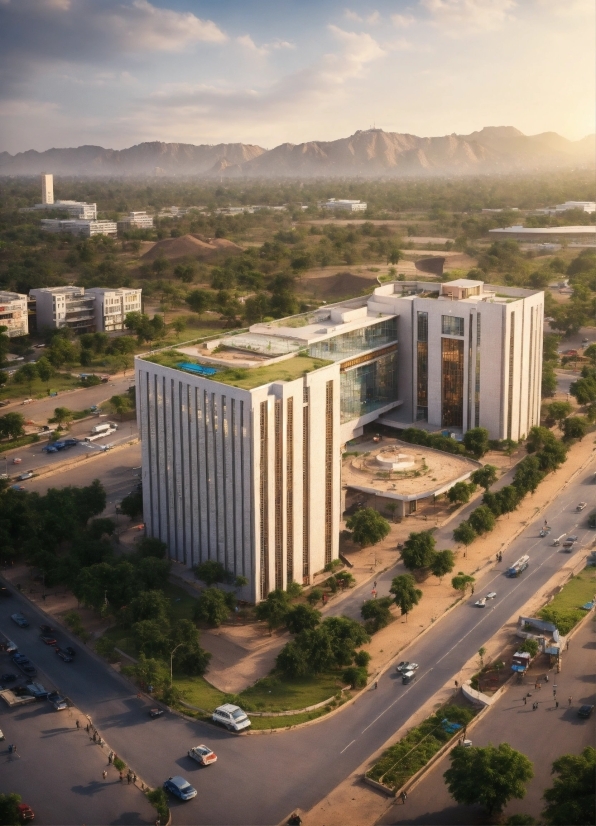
340;350;398;423
416;312;428;420
441;315;464;336
441;338;464;428
324;381;333;567
308;318;397;362
417;311;428;342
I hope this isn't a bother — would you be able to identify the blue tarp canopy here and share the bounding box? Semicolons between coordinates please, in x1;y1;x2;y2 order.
441;718;463;733
580;602;594;611
176;362;217;377
511;664;527;672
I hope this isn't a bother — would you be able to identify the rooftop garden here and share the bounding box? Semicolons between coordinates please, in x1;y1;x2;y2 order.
141;350;332;390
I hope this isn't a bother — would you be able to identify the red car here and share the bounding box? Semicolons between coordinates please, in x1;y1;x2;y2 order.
40;634;57;645
17;803;35;822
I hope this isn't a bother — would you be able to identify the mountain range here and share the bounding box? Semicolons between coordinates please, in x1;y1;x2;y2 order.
0;127;593;178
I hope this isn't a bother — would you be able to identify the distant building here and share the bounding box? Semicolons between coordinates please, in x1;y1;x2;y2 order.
30;286;96;334
158;206;206;218
323;199;367;212
489;225;596;244
86;287;142;332
481;208;519;214
554;201;595;214
40;219;117;238
117;212;154;232
41;173;54;205
0;292;28;337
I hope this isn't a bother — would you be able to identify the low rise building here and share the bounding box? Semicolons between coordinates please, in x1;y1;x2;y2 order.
40;219;117;238
86;287;142;332
323;199;367;212
554;201;595;214
489;225;596;244
117;212;154;232
30;286;96;333
0;292;28;337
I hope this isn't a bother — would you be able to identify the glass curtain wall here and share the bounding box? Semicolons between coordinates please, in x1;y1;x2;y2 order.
340;351;398;423
416;311;428;420
309;318;397;362
441;338;464;427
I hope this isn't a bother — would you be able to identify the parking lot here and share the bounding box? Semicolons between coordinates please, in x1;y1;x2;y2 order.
1;632;155;825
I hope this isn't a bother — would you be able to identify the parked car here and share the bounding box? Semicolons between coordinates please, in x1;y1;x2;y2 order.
17;803;35;822
1;673;17;683
17;472;33;481
39;625;55;634
212;703;251;732
42;445;58;453
55;649;72;663
12;653;28;664
474;598;487;607
148;708;163;718
188;744;217;766
577;704;594;718
163;776;197;801
47;691;68;710
63;646;76;657
39;634;57;645
11;613;29;628
0;400;10;407
17;662;37;677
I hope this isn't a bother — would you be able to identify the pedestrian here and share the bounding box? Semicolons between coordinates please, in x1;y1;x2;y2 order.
93;732;97;743
127;774;131;785
132;773;137;784
471;586;474;595
455;680;458;688
119;772;123;783
76;719;80;729
553;689;557;698
108;751;113;764
400;791;407;804
373;581;377;589
545;674;549;682
85;723;90;733
555;700;559;708
566;640;570;650
102;770;107;780
523;696;527;705
532;702;537;710
568;696;572;706
374;681;378;690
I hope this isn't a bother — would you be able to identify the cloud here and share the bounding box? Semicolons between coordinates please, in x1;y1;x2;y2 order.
421;0;516;33
237;34;294;56
391;13;416;27
112;0;227;50
344;9;381;24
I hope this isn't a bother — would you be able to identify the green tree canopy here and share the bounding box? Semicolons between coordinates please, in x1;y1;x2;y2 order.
444;742;534;816
193;559;230;586
448;481;476;505
471;464;498;490
545;401;573;426
463;427;490;458
193;587;234;627
285;603;321;635
542;746;595;826
468;505;496;535
255;588;291;633
0;792;22;826
453;521;477;546
430;549;455;581
361;596;393;633
0;412;25;440
451;572;475;594
390;574;422;621
400;530;436;570
345;507;391;548
562;415;588;442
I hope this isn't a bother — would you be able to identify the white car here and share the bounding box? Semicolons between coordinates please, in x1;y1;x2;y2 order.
396;661;419;673
474;598;487;607
486;592;497;599
576;502;587;511
212;703;251;732
188;744;217;766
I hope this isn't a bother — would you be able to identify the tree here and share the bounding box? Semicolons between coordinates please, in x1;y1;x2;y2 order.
285;604;321;634
0;792;22;826
448;481;475;506
345;508;390;548
519;638;539;658
147;787;169;826
170;618;211;675
584;343;596;366
132;619;170;657
451;572;475;594
361;596;393;632
53;406;73;425
13;362;38;393
444;742;534;816
390;574;422;621
343;665;368;689
306;587;323;605
128;590;170;625
542;363;557;397
545;401;572;427
526;426;557;454
186;289;213;315
75;479;107;524
471;464;498;490
513;456;544;494
453;521;476;546
109;394;132;417
193;587;233;627
255;588;291;633
136;537;167;558
570;375;596;405
193;560;229;586
562;416;588;442
119;490;143;520
400;530;436;570
36;356;54;382
542;747;595;826
430;549;455;581
463;427;490;458
0;412;25;440
468;505;496;535
536;440;567;472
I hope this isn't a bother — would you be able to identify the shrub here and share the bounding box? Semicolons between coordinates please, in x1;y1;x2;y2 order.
307;587;323;605
113;756;126;772
519;638;539;657
354;650;371;668
147;788;169;825
343;665;368;689
361;597;393;632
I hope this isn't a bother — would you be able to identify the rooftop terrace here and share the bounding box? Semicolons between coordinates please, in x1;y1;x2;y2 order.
141;351;332;390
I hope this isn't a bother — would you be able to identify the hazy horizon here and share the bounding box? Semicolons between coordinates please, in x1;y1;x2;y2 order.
0;0;594;154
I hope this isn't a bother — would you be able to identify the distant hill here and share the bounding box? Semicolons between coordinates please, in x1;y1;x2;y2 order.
1;127;593;178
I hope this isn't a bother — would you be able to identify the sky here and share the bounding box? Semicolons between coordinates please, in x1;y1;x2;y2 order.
0;0;594;153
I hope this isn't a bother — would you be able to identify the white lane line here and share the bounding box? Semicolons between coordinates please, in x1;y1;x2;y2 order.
340;739;356;754
360;668;434;734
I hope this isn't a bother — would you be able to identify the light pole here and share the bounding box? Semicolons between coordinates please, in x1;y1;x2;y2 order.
170;643;184;686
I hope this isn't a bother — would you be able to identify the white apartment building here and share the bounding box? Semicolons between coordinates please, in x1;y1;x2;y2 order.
31;286;96;333
554;201;595;214
323;199;367;212
86;288;142;332
40;219;117;238
41;173;54;205
117;212;154;232
136;279;543;602
489;225;596;244
0;292;28;337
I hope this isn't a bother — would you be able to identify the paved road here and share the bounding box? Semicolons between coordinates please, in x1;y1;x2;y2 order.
380;613;596;824
2;458;594;825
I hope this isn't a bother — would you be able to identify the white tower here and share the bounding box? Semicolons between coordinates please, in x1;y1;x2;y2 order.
41;173;54;205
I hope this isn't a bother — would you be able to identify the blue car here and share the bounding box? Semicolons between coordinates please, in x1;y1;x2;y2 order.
42;445;58;453
11;613;29;628
163;776;197;801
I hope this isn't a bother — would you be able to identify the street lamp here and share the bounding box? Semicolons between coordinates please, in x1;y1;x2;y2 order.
170;643;184;686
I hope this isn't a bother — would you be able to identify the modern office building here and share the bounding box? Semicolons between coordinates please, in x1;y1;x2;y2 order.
323;199;367;212
117;212;154;232
30;286;97;333
41;173;54;205
40;219;117;237
136;279;543;602
86;287;142;332
0;292;29;337
489;225;596;244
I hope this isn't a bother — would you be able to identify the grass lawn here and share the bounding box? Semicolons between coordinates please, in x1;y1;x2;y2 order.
538;566;596;634
0;372;80;402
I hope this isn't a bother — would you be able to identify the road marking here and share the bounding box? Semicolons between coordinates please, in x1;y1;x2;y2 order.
340;739;356;754
360;668;434;734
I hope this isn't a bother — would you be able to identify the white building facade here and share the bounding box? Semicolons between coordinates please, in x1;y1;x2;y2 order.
40;219;116;237
323;199;367;212
117;212;154;232
87;287;142;332
0;292;28;337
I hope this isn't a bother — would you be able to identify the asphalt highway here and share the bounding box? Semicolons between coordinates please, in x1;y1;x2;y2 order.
2;458;594;825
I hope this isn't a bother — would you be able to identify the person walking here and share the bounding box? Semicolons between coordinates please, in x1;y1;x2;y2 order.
455;680;458;688
132;773;137;784
119;772;123;783
523;696;527;705
374;681;378;690
76;719;80;729
555;700;559;708
400;791;407;804
568;696;572;706
545;674;549;682
127;774;131;785
108;751;113;764
102;770;107;780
